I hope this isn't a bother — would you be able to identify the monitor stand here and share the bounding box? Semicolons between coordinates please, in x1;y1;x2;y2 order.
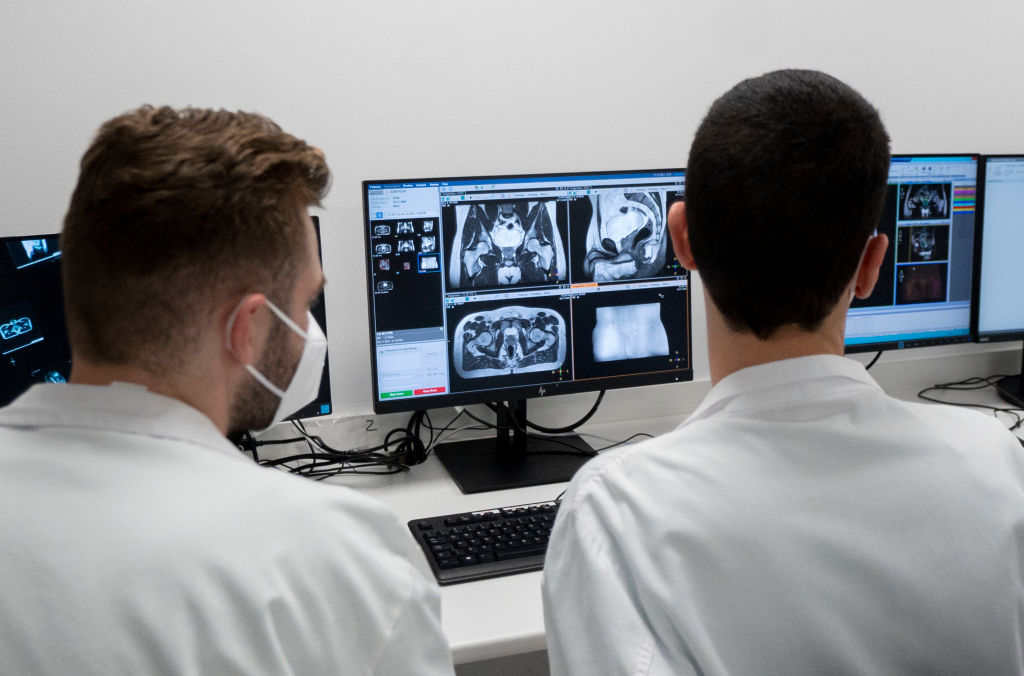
435;399;594;494
995;344;1024;409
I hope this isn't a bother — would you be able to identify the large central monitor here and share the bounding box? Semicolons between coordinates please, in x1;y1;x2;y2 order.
845;154;979;353
974;155;1024;407
363;169;693;492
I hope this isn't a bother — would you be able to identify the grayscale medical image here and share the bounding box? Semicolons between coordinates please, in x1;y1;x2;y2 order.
899;183;950;220
448;200;566;289
453;306;566;378
583;190;667;282
592;303;669;361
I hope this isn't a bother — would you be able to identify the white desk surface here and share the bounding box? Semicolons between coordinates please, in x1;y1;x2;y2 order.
321;375;1023;665
324;415;683;664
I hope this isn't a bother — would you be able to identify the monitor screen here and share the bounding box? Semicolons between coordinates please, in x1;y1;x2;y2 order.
0;226;332;422
845;154;978;352
363;169;693;414
0;233;70;406
975;155;1024;342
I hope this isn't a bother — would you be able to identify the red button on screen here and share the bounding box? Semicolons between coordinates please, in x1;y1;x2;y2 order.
414;387;446;395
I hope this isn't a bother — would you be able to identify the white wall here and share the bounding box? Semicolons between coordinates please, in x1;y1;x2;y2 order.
3;0;1023;419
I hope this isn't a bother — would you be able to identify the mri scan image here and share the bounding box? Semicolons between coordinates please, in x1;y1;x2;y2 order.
900;183;950;220
453;305;566;378
584;190;667;282
397;240;415;253
592;303;669;362
421;236;436;253
448;200;566;289
397;221;415;234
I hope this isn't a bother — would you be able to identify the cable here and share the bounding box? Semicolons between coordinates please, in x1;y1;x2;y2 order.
917;374;1024;431
484;391;606;434
864;350;883;371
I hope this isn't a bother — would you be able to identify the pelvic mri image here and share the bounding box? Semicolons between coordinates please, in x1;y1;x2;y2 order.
583;190;667;282
592;303;669;362
447;200;567;290
899;183;950;220
452;305;566;378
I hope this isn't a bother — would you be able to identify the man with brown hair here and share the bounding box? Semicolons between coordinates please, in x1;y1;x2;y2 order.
0;107;454;675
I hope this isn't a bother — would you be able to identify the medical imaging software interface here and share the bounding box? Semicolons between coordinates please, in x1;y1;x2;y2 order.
365;170;691;407
846;155;977;351
976;156;1024;339
0;234;70;406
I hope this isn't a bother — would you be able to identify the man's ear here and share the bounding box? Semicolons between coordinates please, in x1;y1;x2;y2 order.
853;233;889;299
668;201;697;270
225;293;269;367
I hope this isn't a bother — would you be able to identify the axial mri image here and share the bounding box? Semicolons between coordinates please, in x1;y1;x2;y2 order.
453;306;566;378
584;190;668;282
448;200;567;289
592;303;669;361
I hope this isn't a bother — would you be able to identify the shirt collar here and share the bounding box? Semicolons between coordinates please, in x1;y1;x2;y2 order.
685;354;882;425
0;382;242;459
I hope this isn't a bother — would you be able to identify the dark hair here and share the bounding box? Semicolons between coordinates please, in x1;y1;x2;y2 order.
685;69;890;339
61;106;330;373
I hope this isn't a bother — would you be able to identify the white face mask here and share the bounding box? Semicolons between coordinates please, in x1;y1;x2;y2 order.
227;297;328;431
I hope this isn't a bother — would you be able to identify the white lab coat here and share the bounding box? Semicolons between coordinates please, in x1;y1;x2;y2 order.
0;383;454;676
543;355;1024;675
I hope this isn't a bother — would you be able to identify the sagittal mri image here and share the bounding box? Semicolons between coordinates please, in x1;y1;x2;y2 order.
453;305;566;378
592;303;669;362
448;201;566;289
899;183;950;220
584;190;668;282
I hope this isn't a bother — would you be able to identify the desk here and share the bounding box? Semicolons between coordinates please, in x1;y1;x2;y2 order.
332;414;684;666
307;346;1021;669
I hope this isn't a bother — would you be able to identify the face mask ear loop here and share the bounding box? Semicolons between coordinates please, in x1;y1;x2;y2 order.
263;299;309;340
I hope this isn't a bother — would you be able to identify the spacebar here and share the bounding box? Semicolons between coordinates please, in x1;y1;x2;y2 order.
495;545;547;561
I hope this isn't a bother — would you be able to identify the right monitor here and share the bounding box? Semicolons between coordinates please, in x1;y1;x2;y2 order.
973;155;1024;406
846;154;979;352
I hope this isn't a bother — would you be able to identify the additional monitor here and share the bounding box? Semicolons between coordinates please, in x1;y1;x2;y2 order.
0;233;70;406
363;169;693;492
845;154;979;352
287;215;333;420
0;223;332;422
973;155;1024;406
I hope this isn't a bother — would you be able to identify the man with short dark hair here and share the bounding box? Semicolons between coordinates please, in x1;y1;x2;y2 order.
0;107;454;675
543;70;1024;674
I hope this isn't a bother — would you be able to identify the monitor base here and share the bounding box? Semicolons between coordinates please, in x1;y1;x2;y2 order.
435;434;593;494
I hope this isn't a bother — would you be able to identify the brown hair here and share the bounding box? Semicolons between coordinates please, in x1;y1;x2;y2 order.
61;106;329;373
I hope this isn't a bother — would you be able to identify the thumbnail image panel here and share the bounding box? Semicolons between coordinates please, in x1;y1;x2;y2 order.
5;236;60;270
445;200;568;291
896;225;949;263
568;189;681;283
0;301;43;354
896;263;947;305
899;183;951;221
572;285;689;380
446;296;573;394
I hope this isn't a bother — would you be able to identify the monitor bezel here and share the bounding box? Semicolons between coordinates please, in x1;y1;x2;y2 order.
361;167;694;415
971;154;1024;344
844;152;979;354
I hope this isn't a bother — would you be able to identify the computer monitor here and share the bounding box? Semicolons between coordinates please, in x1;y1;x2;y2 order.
845;154;979;353
973;155;1024;407
0;233;70;406
0;224;332;422
363;169;693;492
